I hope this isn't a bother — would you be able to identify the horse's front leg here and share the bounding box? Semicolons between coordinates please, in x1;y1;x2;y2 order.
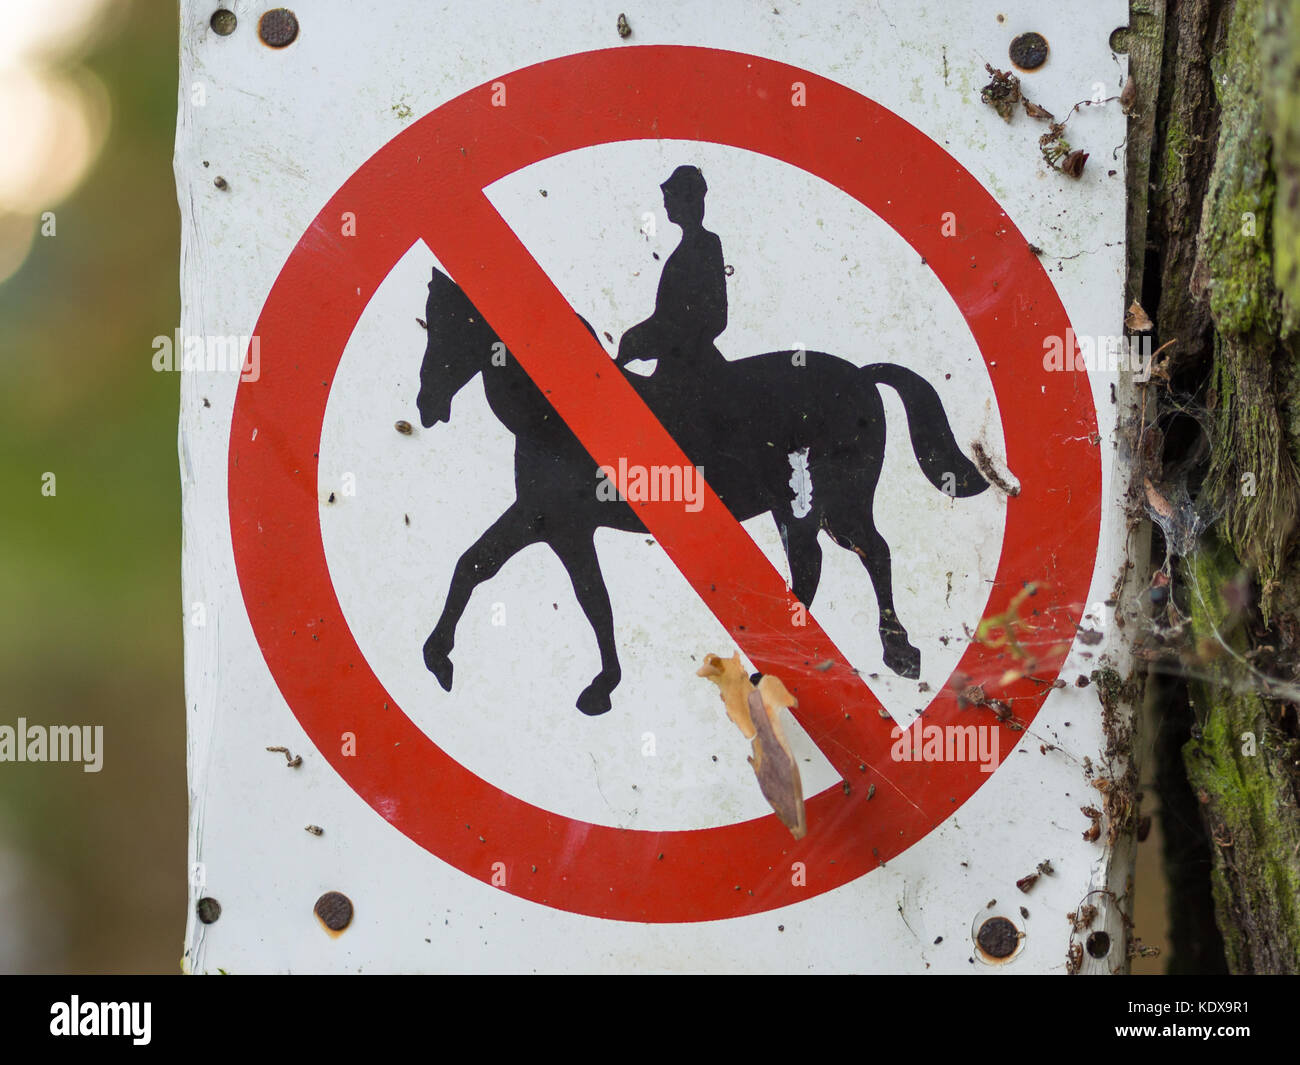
549;530;622;716
424;501;542;691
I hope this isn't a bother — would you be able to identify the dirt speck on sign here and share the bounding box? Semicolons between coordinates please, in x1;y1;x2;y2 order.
970;441;1020;496
266;745;302;768
979;64;1021;122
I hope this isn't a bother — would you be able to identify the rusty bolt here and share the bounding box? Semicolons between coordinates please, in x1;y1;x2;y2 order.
976;916;1020;959
1009;32;1049;71
210;9;237;36
314;891;353;932
394;419;414;435
259;8;299;48
196;897;222;924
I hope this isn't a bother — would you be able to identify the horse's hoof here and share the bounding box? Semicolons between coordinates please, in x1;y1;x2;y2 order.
882;634;921;679
423;638;454;691
576;682;613;716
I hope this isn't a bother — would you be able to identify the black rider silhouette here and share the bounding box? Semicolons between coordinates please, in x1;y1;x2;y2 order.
616;165;728;382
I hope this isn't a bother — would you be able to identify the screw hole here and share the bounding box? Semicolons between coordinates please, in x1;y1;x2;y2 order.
1086;930;1111;958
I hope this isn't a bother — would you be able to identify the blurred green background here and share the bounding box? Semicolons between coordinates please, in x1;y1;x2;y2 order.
0;0;183;972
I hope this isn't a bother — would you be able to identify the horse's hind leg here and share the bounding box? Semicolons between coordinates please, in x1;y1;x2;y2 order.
777;514;824;607
424;501;543;691
825;514;921;679
548;530;621;716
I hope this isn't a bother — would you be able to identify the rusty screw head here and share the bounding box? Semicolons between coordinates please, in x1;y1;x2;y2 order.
210;9;237;36
975;916;1020;959
259;8;299;48
196;897;222;924
1009;32;1049;71
314;890;353;932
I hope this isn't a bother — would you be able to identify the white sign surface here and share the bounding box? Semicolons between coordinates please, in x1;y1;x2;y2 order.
180;0;1137;972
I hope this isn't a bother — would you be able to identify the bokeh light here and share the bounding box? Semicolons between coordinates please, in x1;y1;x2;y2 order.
0;0;116;285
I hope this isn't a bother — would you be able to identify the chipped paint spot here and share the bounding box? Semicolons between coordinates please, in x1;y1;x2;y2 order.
788;447;812;517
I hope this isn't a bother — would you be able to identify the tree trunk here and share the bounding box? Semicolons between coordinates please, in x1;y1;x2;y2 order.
1131;0;1300;973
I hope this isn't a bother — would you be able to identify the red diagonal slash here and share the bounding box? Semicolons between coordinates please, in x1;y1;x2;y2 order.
420;194;888;783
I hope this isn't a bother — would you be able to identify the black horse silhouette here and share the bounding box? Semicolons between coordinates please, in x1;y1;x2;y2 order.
414;268;988;715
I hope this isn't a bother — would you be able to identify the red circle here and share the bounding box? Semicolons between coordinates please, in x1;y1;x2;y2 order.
230;46;1100;922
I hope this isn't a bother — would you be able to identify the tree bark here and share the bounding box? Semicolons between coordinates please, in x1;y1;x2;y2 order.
1134;0;1300;973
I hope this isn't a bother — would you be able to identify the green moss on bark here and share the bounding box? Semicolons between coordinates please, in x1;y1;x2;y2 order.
1165;0;1300;974
1163;115;1192;196
1197;0;1280;335
1197;0;1300;610
1262;0;1300;323
1184;542;1300;972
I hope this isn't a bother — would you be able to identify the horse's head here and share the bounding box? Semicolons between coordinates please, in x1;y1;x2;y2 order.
416;267;493;427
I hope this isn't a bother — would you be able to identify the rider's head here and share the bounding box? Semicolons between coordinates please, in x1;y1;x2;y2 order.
661;165;707;227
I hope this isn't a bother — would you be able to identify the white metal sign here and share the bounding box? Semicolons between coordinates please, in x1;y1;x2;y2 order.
179;0;1136;972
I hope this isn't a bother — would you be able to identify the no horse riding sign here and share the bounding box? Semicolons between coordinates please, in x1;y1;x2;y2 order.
179;0;1138;972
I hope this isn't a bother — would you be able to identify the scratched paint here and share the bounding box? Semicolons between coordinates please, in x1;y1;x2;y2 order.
180;0;1136;973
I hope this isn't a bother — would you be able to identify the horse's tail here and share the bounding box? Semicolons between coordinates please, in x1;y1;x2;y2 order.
861;363;987;498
